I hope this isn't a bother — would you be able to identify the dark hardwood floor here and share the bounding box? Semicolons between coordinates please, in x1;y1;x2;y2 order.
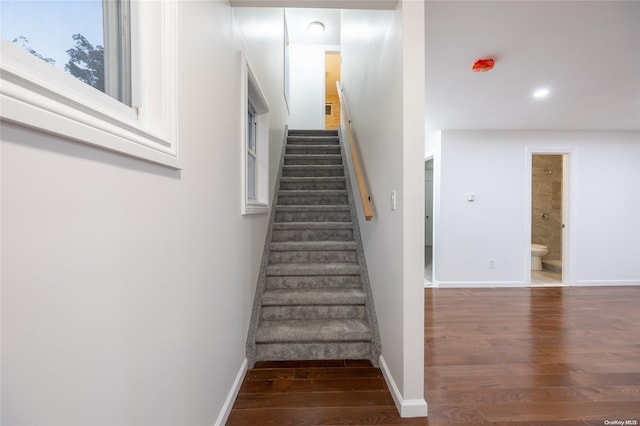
227;287;640;425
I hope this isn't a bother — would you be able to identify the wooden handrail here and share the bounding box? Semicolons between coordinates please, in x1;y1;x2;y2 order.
336;81;373;221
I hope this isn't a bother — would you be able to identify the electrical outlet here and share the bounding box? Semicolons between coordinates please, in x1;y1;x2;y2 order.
489;258;495;269
391;190;397;210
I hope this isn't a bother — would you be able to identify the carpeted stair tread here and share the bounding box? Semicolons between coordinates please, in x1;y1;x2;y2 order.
275;205;350;212
286;145;341;153
261;305;366;321
280;177;345;183
270;241;357;251
266;263;361;276
262;288;366;306
287;143;339;146
285;154;342;159
282;165;345;178
284;154;342;160
282;165;344;170
279;190;347;196
288;129;338;136
286;138;339;143
255;319;371;343
266;275;361;289
272;222;352;230
284;139;340;147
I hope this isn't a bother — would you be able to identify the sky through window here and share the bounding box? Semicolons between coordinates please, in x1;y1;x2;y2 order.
1;0;104;70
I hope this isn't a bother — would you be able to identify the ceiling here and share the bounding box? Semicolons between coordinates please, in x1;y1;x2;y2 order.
425;1;640;131
285;8;340;45
232;0;639;132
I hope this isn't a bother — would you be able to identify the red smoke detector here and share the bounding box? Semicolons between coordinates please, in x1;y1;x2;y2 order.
472;58;495;72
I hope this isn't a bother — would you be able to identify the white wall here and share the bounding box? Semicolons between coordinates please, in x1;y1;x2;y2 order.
288;45;327;129
0;2;288;425
436;130;640;287
233;7;290;194
341;0;427;417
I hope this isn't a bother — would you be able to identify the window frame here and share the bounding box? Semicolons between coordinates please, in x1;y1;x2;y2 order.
247;105;258;200
0;0;179;169
240;52;270;215
103;0;132;105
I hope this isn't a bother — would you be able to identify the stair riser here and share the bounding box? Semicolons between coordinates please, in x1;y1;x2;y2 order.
288;130;338;136
269;250;358;264
286;146;341;155
272;229;354;242
286;139;340;146
261;305;366;321
284;157;343;166
278;196;348;205
256;342;371;362
289;129;338;136
266;275;361;289
282;168;344;178
275;211;351;222
279;181;346;191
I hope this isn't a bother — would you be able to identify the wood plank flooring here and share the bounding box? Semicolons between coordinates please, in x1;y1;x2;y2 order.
227;287;640;425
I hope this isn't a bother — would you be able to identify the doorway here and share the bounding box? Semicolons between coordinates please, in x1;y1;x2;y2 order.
530;154;566;285
425;158;434;285
324;51;340;130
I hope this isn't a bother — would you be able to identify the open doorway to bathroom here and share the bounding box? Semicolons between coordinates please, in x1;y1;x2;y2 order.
324;51;341;130
531;154;565;285
425;158;434;285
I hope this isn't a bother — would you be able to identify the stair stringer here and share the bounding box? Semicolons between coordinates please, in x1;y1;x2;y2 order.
337;130;382;367
246;127;289;369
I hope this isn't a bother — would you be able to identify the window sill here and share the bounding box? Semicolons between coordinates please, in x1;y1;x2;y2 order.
244;202;269;215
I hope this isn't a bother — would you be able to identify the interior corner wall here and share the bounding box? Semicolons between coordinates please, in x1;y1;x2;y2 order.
233;6;289;196
1;2;288;425
341;1;426;416
437;130;640;287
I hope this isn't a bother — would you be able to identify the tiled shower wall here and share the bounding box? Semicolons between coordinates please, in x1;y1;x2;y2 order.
325;94;340;130
532;155;563;260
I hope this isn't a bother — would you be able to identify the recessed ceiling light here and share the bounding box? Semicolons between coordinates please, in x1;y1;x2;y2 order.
533;88;550;99
307;21;325;35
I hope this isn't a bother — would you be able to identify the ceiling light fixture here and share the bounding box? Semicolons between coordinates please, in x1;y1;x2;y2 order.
533;88;550;99
307;21;325;35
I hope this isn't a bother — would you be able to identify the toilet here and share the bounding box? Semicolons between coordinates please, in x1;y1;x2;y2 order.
531;244;549;271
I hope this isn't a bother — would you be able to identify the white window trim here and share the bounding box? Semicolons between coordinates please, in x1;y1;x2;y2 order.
240;52;270;215
0;0;179;169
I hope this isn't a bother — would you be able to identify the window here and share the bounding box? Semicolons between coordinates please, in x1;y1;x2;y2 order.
0;1;179;168
241;53;270;215
0;0;131;103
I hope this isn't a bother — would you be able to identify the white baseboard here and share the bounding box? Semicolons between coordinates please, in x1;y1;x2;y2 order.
214;358;248;426
379;355;428;418
436;280;640;288
575;280;640;287
436;280;526;288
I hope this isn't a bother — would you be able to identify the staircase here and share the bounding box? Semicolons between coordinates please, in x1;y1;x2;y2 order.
246;129;381;367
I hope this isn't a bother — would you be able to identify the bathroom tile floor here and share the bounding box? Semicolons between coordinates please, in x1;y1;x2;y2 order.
531;269;563;285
